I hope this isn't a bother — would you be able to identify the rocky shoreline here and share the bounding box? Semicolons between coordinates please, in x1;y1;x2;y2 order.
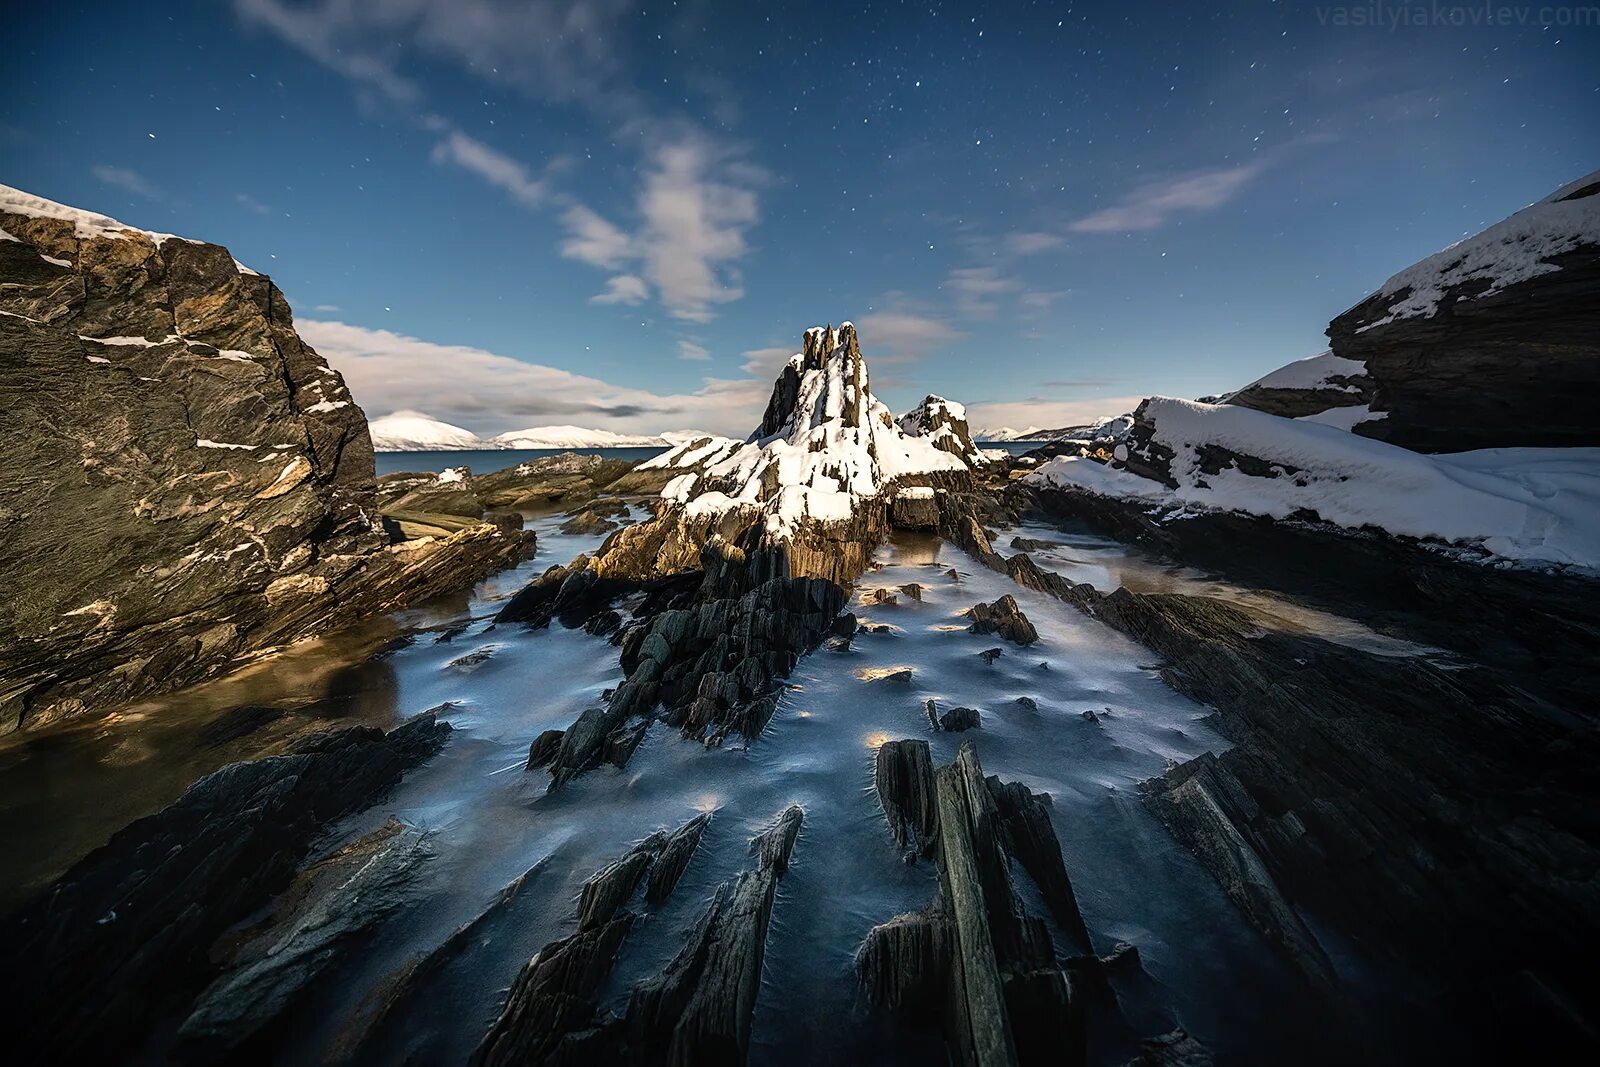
1;175;1597;1065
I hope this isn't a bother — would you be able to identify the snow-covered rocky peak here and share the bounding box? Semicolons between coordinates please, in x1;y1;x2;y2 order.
369;411;483;451
638;322;976;536
897;394;984;465
1345;169;1600;332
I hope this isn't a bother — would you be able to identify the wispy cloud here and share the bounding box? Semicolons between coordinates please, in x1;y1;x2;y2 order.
1003;231;1065;255
561;135;763;322
233;0;636;110
943;266;1020;317
740;345;796;376
234;0;764;327
303;318;772;437
430;130;550;208
677;339;710;361
560;204;633;270
1070;160;1268;233
233;0;422;104
854;310;965;360
92;165;162;200
590;273;648;306
236;192;272;215
1018;289;1070;311
636;137;760;322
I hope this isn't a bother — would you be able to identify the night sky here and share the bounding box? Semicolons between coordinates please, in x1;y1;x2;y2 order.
3;0;1596;436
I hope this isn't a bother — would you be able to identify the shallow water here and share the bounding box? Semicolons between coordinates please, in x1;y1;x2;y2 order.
1;510;1367;1063
375;446;669;477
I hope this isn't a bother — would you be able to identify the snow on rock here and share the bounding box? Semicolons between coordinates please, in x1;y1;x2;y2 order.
642;323;975;536
368;410;483;451
0;183;228;261
1234;350;1369;393
1296;404;1387;432
896;394;985;465
1354;170;1600;331
1326;171;1600;453
1224;350;1376;424
1029;396;1600;570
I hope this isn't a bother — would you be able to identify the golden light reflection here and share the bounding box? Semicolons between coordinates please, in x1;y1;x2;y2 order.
693;793;721;812
864;730;893;749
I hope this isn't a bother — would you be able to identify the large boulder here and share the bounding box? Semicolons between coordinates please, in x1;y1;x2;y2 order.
0;185;523;732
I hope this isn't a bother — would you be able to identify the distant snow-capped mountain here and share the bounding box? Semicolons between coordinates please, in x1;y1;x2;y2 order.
368;411;693;452
974;425;1046;442
976;416;1131;443
368;411;483;451
490;424;670;449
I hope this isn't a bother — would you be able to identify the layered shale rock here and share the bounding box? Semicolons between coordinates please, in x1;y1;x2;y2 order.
952;530;1600;1059
470;815;712;1067
0;709;452;1061
1222;350;1375;425
472;807;794;1067
1235;170;1600;450
0;186;525;732
177;817;436;1058
966;594;1039;645
1027;393;1599;572
859;743;1110;1067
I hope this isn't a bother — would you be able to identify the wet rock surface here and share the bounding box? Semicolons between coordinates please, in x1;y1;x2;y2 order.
177;817;436;1058
0;709;452;1062
859;743;1128;1067
471;807;795;1067
469;814;713;1067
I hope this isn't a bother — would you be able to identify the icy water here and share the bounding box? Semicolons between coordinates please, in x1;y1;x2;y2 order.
375;446;669;477
0;512;1384;1063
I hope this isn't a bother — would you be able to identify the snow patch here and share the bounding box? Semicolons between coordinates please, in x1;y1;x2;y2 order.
1236;350;1368;393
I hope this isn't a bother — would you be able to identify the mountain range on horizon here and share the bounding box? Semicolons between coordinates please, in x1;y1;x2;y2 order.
367;410;713;452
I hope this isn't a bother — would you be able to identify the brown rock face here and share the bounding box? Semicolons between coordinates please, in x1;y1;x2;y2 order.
0;189;522;732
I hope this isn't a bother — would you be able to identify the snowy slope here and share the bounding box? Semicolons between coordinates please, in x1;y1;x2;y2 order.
1232;350;1368;393
1029;397;1600;570
1355;169;1600;331
368;411;484;451
645;323;972;533
491;425;670;449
